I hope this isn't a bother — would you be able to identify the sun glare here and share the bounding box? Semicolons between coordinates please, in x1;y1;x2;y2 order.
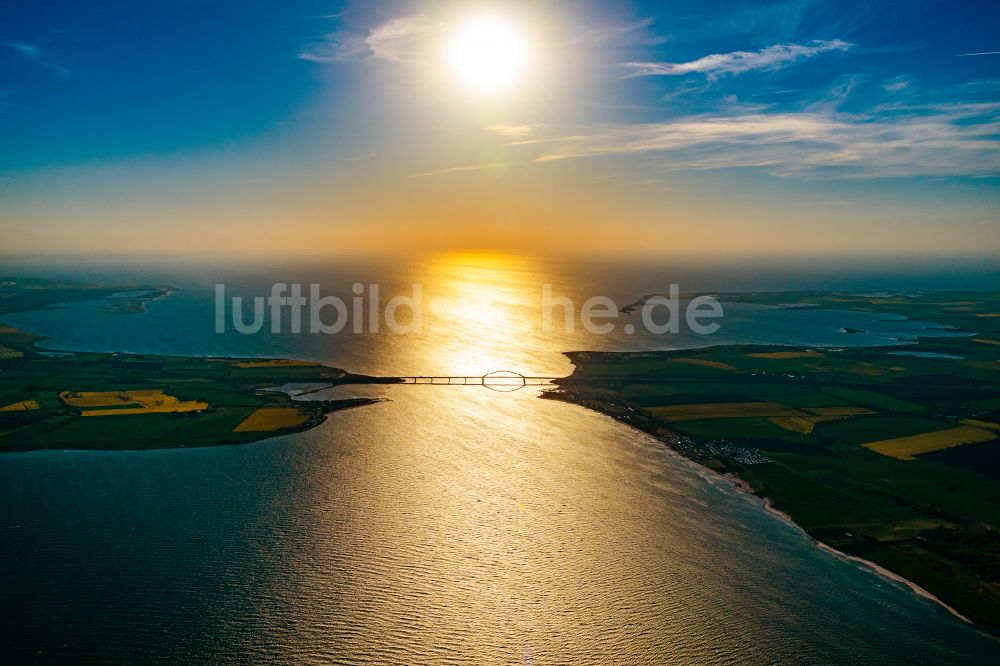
444;14;531;97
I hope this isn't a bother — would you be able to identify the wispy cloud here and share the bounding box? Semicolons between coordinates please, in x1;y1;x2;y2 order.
804;74;862;112
1;38;70;76
365;15;443;62
489;104;1000;179
482;124;536;138
299;14;443;64
410;163;505;178
298;33;366;62
2;39;40;58
622;39;850;78
575;17;667;47
348;152;377;163
956;51;1000;57
683;0;820;41
883;75;912;94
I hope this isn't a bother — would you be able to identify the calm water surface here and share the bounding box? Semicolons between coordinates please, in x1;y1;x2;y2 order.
1;256;997;664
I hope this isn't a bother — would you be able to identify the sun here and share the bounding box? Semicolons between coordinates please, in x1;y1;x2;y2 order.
444;14;531;97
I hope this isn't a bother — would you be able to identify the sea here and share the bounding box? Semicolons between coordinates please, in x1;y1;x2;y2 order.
1;254;998;664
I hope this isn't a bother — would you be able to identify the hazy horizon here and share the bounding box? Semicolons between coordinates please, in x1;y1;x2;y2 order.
2;250;999;295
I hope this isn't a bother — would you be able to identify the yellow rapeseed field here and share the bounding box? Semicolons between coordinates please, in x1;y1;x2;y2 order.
0;344;24;359
60;390;207;416
671;358;737;371
769;406;877;433
0;400;39;412
233;407;309;432
863;426;996;460
768;416;815;434
959;418;1000;431
649;402;804;421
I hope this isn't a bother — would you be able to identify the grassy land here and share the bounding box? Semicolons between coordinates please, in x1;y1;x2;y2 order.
0;277;391;451
0;276;172;316
546;290;1000;630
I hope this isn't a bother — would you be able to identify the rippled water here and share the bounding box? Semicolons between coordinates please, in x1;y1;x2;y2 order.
1;256;997;663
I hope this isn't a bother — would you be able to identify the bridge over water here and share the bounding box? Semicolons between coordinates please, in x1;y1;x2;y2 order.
398;370;559;391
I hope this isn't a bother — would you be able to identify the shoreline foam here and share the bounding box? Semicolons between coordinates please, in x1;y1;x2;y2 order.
720;467;975;625
566;400;981;630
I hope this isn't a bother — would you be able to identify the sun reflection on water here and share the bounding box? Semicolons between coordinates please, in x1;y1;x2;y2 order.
408;253;562;377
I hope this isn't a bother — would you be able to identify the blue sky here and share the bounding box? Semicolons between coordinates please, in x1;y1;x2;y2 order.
1;0;998;255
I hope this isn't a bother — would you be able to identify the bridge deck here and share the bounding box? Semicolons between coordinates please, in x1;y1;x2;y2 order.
399;376;559;385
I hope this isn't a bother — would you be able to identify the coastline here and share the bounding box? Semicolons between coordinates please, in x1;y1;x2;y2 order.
581;405;973;624
0;278;400;452
814;541;973;625
724;474;974;625
544;387;992;633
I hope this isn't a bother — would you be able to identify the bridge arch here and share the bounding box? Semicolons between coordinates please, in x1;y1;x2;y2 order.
481;370;527;392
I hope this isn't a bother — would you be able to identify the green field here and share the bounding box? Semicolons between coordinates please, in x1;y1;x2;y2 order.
0;336;383;451
548;290;1000;630
0;277;386;451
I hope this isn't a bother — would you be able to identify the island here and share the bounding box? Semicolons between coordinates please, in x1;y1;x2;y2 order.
545;290;1000;631
0;277;390;451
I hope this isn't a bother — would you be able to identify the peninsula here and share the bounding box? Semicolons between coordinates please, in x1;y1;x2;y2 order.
0;277;388;451
545;290;1000;631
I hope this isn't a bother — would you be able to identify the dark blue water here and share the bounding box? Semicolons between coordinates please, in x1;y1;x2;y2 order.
1;256;998;664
